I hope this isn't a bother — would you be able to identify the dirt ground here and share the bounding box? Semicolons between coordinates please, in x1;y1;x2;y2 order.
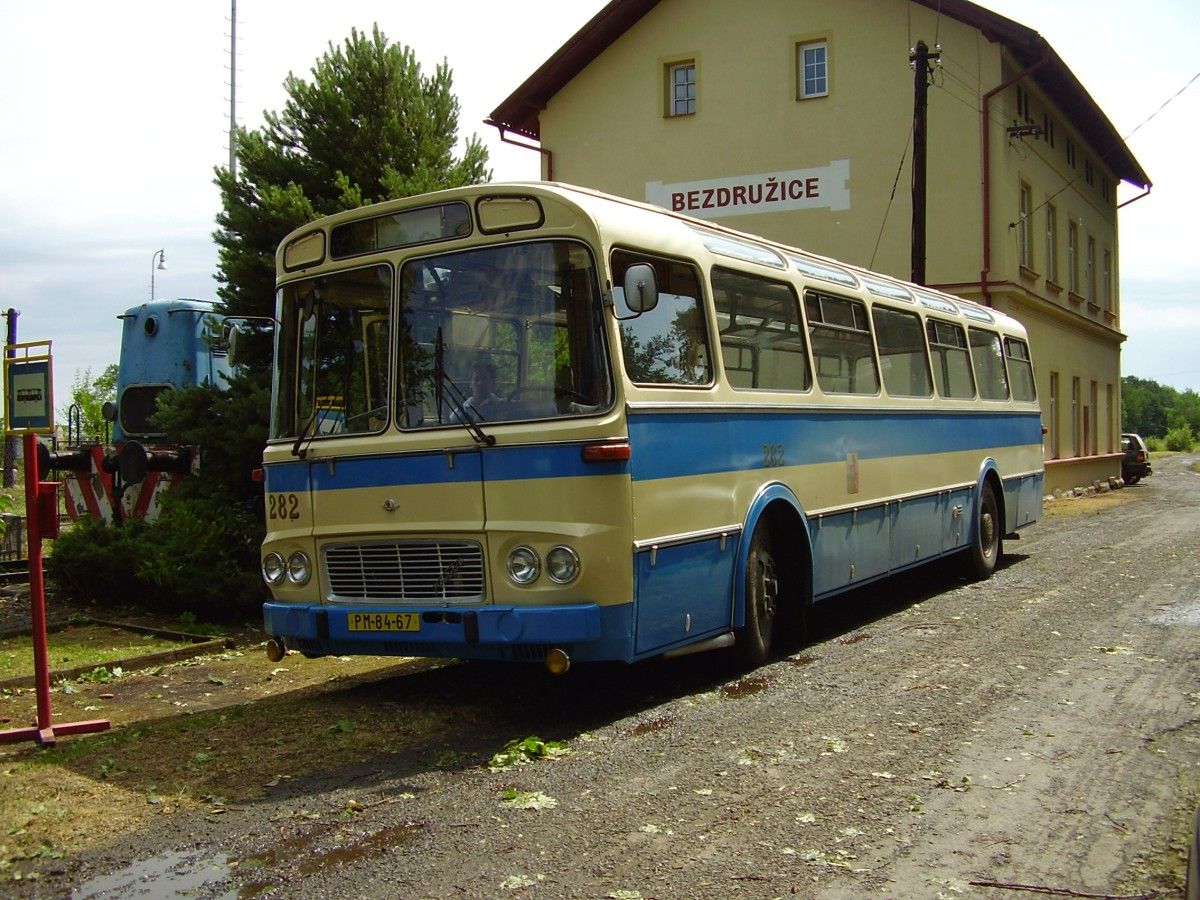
2;455;1197;899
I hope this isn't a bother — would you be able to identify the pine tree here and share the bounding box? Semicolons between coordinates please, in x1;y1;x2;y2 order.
213;24;490;356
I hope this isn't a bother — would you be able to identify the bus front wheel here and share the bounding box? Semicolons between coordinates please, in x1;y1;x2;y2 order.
966;481;1002;580
735;520;778;668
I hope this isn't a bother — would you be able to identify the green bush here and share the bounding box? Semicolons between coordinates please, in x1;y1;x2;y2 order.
46;374;271;623
46;517;159;606
46;497;267;622
1145;435;1166;452
1164;425;1196;452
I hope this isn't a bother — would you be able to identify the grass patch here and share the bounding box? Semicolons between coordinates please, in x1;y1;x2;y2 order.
0;625;198;681
0;653;438;872
1043;491;1138;519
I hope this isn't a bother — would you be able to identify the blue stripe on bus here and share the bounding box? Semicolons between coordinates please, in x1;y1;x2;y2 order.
263;408;1040;493
627;408;1041;482
264;442;628;493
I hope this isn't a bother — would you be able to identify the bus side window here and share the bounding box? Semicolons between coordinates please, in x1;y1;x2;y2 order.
805;290;879;395
1005;337;1037;401
612;250;712;386
873;305;933;397
969;327;1010;400
927;319;976;399
712;267;811;392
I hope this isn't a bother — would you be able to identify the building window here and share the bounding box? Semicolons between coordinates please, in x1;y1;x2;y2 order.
1018;183;1033;271
797;41;828;99
1085;159;1095;187
1049;371;1060;459
1086;236;1097;304
667;61;696;117
1089;380;1098;456
1067;220;1079;294
1106;383;1114;453
1102;179;1111;203
1045;203;1059;284
1016;86;1032;122
1042;114;1056;147
1102;249;1112;313
1066;139;1076;169
1072;376;1081;457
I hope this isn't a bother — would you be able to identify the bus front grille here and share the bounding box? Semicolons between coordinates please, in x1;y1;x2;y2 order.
324;540;485;603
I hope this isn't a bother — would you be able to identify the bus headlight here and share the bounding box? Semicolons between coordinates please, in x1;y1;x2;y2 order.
262;552;286;585
546;545;580;584
286;551;311;585
507;546;540;585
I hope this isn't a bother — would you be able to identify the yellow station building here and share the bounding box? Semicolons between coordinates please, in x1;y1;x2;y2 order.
487;0;1150;495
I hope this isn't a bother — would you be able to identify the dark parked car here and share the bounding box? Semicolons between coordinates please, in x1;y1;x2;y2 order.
1121;433;1152;484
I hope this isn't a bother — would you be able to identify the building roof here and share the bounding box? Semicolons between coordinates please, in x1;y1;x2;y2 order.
486;0;1150;189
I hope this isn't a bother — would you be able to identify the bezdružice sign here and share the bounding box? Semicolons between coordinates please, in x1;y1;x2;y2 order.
646;160;851;221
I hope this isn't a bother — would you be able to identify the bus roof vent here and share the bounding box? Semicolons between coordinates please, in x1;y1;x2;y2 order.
916;291;960;315
787;254;859;288
861;276;914;303
690;226;786;269
959;304;995;323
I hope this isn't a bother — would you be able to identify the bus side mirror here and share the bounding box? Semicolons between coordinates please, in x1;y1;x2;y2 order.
222;322;242;366
623;264;659;315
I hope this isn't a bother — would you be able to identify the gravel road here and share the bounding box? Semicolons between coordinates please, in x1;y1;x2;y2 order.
27;453;1200;899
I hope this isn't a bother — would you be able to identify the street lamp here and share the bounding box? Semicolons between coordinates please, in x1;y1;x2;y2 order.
150;248;167;300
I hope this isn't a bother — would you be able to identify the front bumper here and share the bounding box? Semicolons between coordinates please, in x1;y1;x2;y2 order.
263;601;633;663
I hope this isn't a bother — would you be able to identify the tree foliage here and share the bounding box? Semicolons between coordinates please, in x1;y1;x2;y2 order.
1122;375;1200;440
62;364;119;443
213;24;490;352
52;27;489;620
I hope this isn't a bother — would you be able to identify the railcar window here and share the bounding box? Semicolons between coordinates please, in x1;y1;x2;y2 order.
926;319;975;399
805;291;879;394
969;327;1010;400
612;250;712;386
872;305;932;397
712;268;811;391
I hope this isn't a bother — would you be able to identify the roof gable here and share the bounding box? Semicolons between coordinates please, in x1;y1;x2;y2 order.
487;0;1148;188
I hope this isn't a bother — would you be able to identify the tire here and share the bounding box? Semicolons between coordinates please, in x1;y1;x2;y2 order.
1126;474;1140;485
735;520;779;668
966;481;1002;580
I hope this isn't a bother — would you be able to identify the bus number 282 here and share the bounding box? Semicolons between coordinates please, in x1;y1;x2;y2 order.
268;493;301;520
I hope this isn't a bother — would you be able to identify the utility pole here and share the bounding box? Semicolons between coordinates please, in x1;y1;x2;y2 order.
229;0;238;180
910;40;939;286
3;308;17;487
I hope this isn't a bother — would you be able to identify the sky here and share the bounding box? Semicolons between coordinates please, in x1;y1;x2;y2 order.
1;0;1197;402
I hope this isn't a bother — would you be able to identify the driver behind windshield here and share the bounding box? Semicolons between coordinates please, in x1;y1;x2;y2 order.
450;358;505;423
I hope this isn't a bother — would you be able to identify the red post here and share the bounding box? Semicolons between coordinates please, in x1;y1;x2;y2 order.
0;433;109;746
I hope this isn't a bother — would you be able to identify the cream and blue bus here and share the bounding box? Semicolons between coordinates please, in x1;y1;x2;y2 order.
260;183;1043;672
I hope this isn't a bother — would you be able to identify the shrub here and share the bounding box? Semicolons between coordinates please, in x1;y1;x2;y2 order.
46;517;159;607
46;374;271;622
1164;425;1195;452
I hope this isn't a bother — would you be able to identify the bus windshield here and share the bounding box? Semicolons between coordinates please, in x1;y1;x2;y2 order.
272;264;392;441
397;240;611;430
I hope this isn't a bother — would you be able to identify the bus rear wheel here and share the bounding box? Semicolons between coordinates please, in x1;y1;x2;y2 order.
735;520;778;668
966;481;1002;580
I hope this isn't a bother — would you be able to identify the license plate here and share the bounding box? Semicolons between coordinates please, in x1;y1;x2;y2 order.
347;612;421;633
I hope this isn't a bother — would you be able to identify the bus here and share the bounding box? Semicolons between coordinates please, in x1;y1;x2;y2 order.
260;183;1043;672
44;298;234;522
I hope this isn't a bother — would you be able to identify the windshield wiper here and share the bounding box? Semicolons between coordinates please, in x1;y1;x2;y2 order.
291;404;337;459
433;328;495;447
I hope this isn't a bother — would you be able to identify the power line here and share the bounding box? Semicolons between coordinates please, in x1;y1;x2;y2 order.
870;130;912;270
1121;70;1199;143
